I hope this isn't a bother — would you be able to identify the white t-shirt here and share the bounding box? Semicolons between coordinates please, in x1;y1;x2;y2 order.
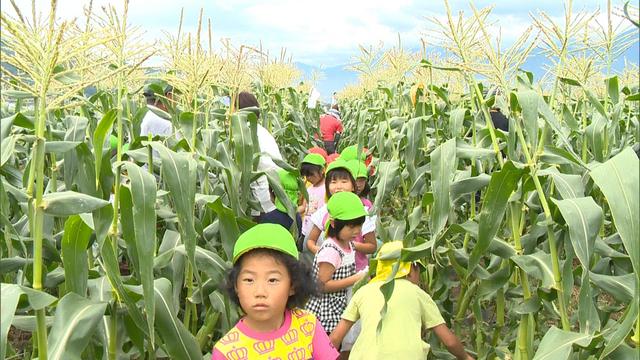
140;108;172;137
250;124;283;215
310;201;376;247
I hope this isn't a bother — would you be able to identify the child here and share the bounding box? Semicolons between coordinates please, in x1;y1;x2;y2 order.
213;223;338;360
257;169;304;246
305;192;369;335
306;160;376;260
330;241;475;360
347;160;372;201
300;153;327;239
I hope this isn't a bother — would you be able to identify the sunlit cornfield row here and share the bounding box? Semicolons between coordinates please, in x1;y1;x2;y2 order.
1;0;638;359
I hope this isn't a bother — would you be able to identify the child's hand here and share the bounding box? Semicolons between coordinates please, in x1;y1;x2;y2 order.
355;267;368;280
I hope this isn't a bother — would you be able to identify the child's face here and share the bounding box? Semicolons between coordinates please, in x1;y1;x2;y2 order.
355;178;367;195
337;223;362;242
235;252;294;331
328;176;354;195
305;171;324;187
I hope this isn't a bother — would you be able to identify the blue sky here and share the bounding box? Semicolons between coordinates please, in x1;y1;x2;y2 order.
7;0;639;100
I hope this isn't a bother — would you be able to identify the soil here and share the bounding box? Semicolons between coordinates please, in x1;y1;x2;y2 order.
7;326;31;357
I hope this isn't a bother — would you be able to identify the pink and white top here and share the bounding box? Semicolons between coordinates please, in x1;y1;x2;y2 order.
315;238;355;269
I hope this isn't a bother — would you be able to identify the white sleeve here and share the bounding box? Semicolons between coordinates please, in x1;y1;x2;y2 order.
311;205;328;230
250;175;276;214
362;213;376;235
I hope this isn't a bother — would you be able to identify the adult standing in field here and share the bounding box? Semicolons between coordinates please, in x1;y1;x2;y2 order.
237;91;284;217
319;104;343;154
140;84;174;138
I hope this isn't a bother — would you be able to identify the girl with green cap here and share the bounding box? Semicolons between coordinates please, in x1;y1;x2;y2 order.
213;223;338;359
305;192;369;341
347;159;371;199
300;153;327;238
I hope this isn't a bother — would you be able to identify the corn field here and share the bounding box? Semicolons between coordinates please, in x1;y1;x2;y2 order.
1;0;639;359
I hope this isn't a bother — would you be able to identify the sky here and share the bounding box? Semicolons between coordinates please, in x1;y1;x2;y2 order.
3;0;639;100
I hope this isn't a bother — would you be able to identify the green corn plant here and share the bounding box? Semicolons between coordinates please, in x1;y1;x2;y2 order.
1;1;126;358
334;2;638;358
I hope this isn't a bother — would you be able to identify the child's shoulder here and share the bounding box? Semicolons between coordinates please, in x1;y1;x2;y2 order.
290;307;318;321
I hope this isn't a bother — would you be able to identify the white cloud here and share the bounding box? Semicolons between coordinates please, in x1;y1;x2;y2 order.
3;0;634;69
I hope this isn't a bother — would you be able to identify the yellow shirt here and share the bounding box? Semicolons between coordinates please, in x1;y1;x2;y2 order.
341;279;445;359
213;308;338;360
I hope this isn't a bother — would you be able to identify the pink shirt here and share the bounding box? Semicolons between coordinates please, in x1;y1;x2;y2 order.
302;183;326;236
212;308;338;360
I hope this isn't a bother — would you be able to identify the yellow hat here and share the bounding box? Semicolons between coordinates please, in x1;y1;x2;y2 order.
370;241;412;283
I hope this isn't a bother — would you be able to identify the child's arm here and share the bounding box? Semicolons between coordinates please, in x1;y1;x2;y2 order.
431;324;474;360
317;262;365;292
306;226;322;254
352;232;377;255
298;196;307;215
329;319;355;349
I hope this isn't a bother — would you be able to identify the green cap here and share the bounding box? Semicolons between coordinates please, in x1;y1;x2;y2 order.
274;169;299;213
302;153;326;167
340;145;366;162
327;191;368;221
232;223;299;263
347;160;368;179
325;158;352;176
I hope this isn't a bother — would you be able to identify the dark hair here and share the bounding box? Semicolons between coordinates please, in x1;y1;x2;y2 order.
300;163;324;178
357;179;371;198
327;217;366;238
144;85;173;105
225;248;316;310
324;168;356;197
237;91;260;118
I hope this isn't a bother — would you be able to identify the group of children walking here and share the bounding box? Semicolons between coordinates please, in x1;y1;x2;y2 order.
212;144;474;359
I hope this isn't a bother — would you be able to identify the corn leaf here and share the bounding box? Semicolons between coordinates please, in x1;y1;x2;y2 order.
430;138;457;240
590;148;639;281
47;293;107;360
123;162;157;346
61;215;92;296
92;109;117;188
532;326;593;360
1;284;56;360
468;161;524;274
153;278;201;360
